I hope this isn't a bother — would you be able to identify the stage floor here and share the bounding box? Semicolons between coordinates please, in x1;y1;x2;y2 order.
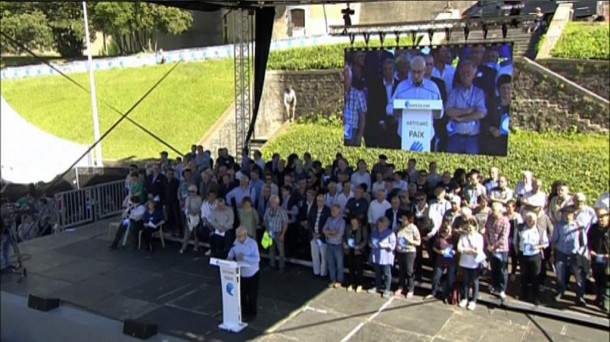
2;219;609;342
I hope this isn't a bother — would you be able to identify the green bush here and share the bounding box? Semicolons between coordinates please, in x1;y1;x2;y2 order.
552;22;609;60
268;38;409;71
263;123;609;202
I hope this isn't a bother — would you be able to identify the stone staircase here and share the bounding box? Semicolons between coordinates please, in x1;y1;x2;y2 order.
450;25;537;58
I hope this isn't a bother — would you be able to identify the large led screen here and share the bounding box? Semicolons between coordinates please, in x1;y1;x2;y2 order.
343;43;513;156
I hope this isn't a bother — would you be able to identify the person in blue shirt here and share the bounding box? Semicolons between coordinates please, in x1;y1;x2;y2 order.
228;226;261;320
445;59;488;155
551;205;586;305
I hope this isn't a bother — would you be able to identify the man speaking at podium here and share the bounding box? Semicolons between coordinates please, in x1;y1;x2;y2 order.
387;56;443;151
227;226;260;321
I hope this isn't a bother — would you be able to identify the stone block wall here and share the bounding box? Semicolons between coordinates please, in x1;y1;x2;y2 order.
537;58;610;100
255;69;344;138
512;59;609;133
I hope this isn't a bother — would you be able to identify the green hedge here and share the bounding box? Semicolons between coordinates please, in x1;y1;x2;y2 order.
267;38;408;71
263;123;609;202
552;22;609;60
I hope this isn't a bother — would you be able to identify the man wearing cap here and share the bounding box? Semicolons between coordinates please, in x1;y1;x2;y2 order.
588;208;609;312
595;193;609;212
551;205;586;305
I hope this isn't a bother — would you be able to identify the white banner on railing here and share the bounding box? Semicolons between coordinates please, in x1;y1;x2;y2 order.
1;35;350;81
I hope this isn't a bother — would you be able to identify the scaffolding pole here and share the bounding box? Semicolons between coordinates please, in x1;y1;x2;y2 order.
233;9;252;159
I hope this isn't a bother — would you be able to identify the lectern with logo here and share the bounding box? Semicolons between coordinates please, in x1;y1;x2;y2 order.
210;258;249;333
393;99;444;153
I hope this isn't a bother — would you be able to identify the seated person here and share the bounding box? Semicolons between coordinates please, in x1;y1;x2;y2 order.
142;200;165;253
110;195;146;249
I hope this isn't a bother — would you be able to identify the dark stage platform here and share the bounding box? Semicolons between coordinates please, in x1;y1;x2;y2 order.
2;218;609;342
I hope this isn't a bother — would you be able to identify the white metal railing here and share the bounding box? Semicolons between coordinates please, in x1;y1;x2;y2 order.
54;179;125;230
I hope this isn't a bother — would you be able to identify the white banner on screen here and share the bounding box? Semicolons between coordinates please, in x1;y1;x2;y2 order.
394;99;444;153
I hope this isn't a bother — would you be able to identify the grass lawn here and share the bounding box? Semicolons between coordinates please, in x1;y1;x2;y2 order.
552;22;609;60
1;59;234;160
263;123;610;201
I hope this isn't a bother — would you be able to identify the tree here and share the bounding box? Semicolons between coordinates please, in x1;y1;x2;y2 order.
0;3;54;54
92;2;192;55
0;2;94;58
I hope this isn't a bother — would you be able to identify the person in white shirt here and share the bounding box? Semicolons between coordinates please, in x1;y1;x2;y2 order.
516;212;549;305
336;181;354;215
521;178;547;213
432;46;456;95
110;196;146;249
201;191;218;256
283;86;297;122
351;160;371;192
368;190;391;230
387;56;443;151
457;217;485;311
573;193;598;233
429;186;452;219
371;172;386;196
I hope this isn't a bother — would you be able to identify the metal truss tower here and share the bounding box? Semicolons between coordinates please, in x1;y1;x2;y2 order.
233;8;253;159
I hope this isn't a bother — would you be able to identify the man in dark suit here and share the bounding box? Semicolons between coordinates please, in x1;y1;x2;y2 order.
365;58;400;149
146;163;167;204
364;49;395;91
308;194;331;277
385;195;402;232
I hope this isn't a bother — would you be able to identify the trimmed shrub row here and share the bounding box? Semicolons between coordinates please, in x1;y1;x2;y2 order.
262;123;609;203
552;22;609;60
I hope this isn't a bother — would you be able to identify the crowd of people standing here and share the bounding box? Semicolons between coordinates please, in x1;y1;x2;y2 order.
112;145;609;314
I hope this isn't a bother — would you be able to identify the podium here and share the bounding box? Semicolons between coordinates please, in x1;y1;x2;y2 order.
393;99;444;152
209;258;250;333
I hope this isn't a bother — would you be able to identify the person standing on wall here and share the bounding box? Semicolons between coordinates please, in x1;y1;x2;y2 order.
283;86;297;122
227;226;260;321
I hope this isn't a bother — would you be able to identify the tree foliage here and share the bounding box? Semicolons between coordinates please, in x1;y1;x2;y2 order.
0;2;54;54
92;2;192;55
0;2;192;58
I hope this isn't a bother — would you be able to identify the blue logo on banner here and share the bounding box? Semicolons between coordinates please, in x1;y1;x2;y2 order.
404;101;409;109
226;282;235;296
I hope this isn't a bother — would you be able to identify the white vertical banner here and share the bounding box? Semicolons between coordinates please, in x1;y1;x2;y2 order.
210;258;247;333
82;1;103;166
400;109;434;152
395;99;444;153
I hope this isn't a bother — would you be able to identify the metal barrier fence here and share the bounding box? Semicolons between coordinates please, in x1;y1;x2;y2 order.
54;180;125;230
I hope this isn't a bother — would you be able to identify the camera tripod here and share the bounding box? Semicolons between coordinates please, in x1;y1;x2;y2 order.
2;221;27;283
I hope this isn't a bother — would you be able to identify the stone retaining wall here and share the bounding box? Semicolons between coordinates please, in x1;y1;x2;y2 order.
537;58;610;100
